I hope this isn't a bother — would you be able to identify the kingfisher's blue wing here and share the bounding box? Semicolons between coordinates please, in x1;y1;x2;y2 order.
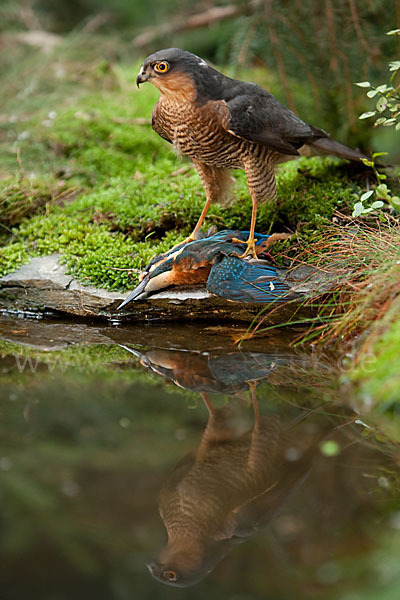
140;230;270;276
207;255;292;303
208;352;295;386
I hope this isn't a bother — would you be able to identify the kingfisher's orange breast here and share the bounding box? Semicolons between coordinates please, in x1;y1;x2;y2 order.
171;257;212;286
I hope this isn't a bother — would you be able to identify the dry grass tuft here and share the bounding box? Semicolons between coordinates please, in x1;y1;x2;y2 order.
245;217;400;352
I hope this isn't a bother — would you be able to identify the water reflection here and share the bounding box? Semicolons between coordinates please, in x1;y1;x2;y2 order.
120;344;303;394
152;395;333;587
0;317;400;599
121;345;354;587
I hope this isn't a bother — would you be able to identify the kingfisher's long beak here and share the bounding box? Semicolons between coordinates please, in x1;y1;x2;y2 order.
118;268;175;310
118;277;150;310
136;68;149;87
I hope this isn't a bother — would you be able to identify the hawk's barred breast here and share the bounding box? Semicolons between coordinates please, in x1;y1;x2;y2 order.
153;97;282;170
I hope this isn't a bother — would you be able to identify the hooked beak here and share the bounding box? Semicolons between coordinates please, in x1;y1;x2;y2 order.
136;68;149;87
117;276;150;310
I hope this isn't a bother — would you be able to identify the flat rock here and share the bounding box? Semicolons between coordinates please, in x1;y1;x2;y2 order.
0;254;338;323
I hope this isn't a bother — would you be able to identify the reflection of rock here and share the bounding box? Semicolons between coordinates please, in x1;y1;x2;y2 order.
0;254;338;322
0;314;308;356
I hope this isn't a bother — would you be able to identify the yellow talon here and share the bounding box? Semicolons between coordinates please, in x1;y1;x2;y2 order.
236;237;258;260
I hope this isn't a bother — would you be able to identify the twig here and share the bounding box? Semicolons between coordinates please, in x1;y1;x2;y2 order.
268;34;296;111
107;266;140;272
133;6;241;49
111;117;152;125
80;12;112;34
348;0;380;64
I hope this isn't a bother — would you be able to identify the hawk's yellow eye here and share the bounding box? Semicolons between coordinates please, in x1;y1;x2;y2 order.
164;570;177;581
154;61;169;73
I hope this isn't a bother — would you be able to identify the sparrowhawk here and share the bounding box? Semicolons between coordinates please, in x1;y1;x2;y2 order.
136;48;366;258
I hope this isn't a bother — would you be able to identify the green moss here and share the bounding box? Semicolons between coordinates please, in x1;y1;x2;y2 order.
0;241;30;277
275;157;361;227
351;312;400;414
61;229;184;290
0;211;185;289
11;73;166;181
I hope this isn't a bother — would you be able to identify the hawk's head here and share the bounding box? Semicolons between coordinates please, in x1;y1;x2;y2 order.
136;48;219;100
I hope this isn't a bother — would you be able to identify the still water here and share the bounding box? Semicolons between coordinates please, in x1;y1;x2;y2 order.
0;315;399;600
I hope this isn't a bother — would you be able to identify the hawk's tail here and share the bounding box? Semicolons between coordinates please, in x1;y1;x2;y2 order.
308;137;368;162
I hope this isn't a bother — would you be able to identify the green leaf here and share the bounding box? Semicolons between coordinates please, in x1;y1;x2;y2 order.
376;184;390;200
389;196;400;208
389;61;400;72
376;84;389;94
366;89;378;98
372;152;388;158
361;158;374;167
383;118;396;126
359;111;376;119
360;190;374;202
371;200;384;209
376;97;388;112
386;29;400;35
374;117;387;126
396;122;400;131
352;202;365;217
378;173;387;180
355;81;371;88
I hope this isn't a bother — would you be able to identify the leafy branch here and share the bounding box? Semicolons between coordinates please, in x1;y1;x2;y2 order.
352;152;400;217
352;29;400;218
355;29;400;130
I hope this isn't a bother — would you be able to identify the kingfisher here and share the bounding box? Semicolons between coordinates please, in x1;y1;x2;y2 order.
119;345;296;395
118;230;293;310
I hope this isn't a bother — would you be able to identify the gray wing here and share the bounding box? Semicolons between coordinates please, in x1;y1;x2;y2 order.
220;83;327;155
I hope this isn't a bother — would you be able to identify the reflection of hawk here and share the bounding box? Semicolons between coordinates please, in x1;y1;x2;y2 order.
147;394;326;587
136;48;366;258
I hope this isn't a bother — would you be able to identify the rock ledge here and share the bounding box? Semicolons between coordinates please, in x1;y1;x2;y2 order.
0;254;336;323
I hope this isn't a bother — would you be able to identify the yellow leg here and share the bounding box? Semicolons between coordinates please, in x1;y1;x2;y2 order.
237;156;276;260
247;381;262;471
165;197;212;255
200;392;215;416
249;381;260;430
236;196;259;260
188;197;212;240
